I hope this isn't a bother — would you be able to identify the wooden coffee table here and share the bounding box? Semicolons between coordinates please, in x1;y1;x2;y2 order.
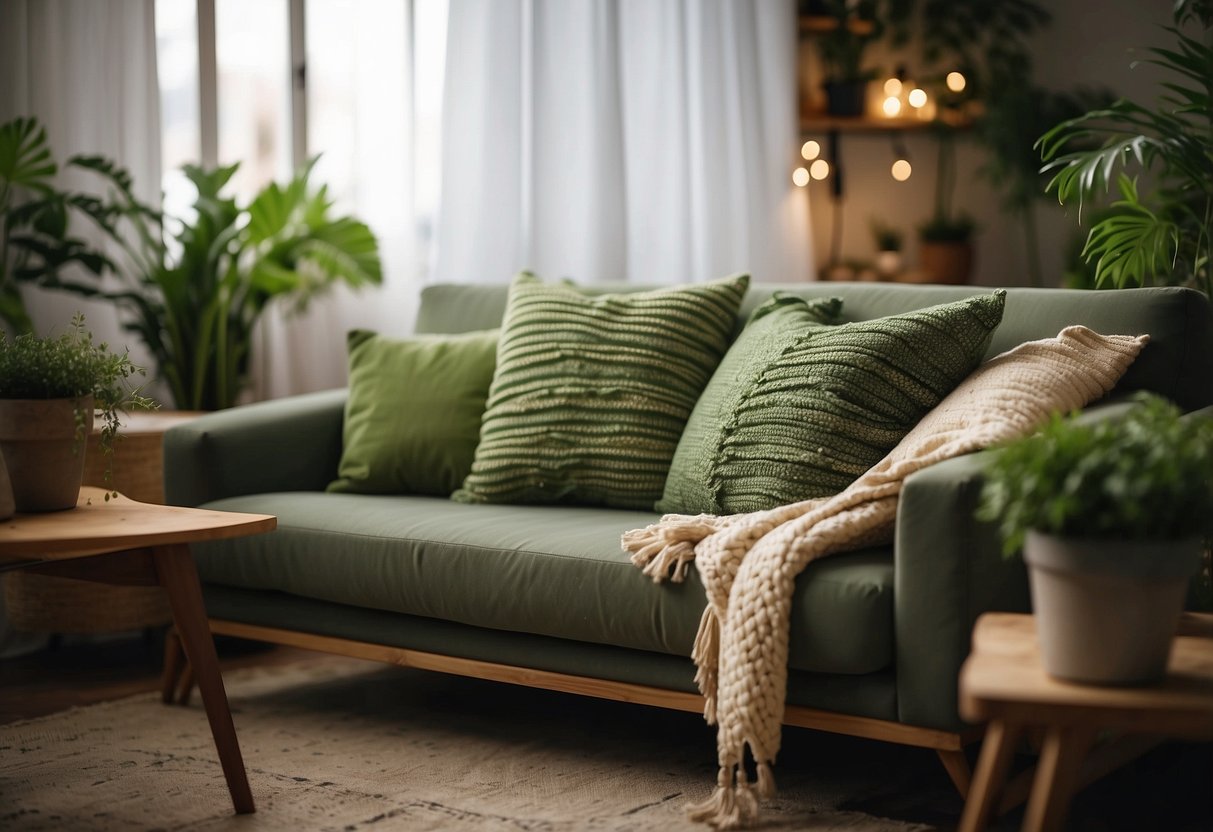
958;612;1213;832
0;487;275;814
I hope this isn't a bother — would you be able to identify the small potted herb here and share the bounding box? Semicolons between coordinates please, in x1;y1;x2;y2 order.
870;219;904;278
977;394;1213;684
0;314;154;512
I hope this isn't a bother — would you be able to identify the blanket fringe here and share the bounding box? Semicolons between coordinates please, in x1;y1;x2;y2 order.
622;515;727;583
691;605;720;723
686;766;758;829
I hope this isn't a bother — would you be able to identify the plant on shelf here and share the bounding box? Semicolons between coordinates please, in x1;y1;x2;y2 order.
0;313;154;512
870;219;904;277
35;158;382;411
814;0;912;116
977;394;1213;684
1038;1;1213;300
0;117;127;334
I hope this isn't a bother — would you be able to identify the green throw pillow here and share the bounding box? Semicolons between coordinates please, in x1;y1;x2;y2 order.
329;328;498;496
452;272;750;509
656;290;1007;515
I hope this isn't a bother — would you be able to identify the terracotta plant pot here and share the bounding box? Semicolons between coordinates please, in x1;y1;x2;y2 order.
1025;530;1202;685
918;240;974;284
0;396;94;512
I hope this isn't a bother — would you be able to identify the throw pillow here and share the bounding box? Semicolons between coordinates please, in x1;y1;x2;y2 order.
452;272;750;509
656;290;1007;515
328;328;498;497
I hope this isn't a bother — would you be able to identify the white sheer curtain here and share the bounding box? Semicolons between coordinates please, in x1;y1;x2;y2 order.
0;0;162;356
0;0;161;657
250;0;419;401
434;0;812;286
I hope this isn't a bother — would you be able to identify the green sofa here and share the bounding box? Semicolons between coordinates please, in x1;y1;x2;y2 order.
164;282;1213;786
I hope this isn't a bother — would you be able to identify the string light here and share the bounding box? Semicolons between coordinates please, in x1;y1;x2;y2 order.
801;140;821;161
883;77;902;96
882;96;902;117
792;166;810;187
907;88;928;108
946;71;966;93
891;159;912;181
809;159;830;180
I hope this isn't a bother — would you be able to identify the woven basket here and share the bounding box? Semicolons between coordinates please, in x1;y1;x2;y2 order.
4;572;170;633
4;411;199;634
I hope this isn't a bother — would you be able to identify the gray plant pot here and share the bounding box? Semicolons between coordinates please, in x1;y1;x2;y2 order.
0;397;94;512
1025;530;1202;685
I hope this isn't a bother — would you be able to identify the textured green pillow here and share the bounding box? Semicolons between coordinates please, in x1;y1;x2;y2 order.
328;328;498;496
452;272;750;509
656;290;1007;515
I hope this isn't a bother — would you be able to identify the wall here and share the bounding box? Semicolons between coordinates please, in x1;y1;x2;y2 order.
802;0;1173;288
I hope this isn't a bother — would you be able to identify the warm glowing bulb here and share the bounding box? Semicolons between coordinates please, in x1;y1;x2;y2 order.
946;71;966;93
792;166;810;187
883;77;902;96
801;140;820;161
891;159;912;181
882;96;902;117
809;159;830;180
907;88;928;108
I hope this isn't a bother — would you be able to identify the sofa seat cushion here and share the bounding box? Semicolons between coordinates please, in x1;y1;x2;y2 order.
193;492;894;676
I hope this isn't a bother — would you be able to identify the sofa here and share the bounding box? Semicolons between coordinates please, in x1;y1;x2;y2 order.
163;282;1213;792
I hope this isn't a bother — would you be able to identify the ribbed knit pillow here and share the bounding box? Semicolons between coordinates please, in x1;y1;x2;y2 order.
452;272;750;509
656;290;1007;515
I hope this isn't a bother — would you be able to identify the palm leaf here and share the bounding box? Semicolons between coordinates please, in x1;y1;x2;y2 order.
0;117;57;195
1083;176;1182;288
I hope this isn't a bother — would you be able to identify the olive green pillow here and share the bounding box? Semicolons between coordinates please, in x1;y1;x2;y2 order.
328;328;498;496
452;272;750;509
656;290;1007;515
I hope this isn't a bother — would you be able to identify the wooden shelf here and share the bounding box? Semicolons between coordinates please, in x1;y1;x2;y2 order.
799;15;875;36
799;110;972;135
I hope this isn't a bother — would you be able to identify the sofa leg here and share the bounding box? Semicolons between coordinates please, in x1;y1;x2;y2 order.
177;664;196;706
161;627;186;704
938;748;972;798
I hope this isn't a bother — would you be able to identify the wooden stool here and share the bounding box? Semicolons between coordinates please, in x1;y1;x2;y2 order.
958;612;1213;832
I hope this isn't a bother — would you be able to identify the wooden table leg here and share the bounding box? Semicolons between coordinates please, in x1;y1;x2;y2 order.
161;627;185;704
1022;725;1095;832
959;720;1022;832
153;543;255;814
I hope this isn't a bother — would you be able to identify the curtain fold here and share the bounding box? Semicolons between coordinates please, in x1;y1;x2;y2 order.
434;0;813;285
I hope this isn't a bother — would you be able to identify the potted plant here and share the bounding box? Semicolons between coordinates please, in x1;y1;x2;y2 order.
0;117;122;334
10;131;383;410
0;314;154;512
816;0;884;116
870;219;904;277
978;394;1213;684
1037;1;1212;300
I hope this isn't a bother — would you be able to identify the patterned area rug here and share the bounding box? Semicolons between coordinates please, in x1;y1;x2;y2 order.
0;655;947;831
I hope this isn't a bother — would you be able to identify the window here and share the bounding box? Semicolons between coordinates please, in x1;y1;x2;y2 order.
153;0;447;282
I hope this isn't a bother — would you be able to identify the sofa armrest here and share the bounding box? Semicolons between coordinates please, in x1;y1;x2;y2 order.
164;389;347;507
891;398;1147;731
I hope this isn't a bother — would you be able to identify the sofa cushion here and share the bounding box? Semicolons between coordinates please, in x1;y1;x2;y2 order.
657;290;1008;515
193;492;894;676
328;329;498;496
452;273;750;509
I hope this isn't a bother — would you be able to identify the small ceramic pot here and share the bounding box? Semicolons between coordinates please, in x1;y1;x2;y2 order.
1025;530;1202;685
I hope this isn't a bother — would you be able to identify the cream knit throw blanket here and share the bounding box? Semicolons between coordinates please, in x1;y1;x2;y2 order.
622;326;1149;829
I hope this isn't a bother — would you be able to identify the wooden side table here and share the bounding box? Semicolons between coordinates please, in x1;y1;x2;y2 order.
5;410;204;634
958;612;1213;832
0;488;275;814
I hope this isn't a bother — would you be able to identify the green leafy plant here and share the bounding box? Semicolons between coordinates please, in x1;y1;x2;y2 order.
0;313;155;491
37;158;382;410
1037;1;1213;299
0;117;123;334
918;208;975;243
977;394;1213;556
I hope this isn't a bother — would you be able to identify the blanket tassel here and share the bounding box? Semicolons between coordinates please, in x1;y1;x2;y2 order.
691;605;720;724
622;516;726;583
686;766;758;830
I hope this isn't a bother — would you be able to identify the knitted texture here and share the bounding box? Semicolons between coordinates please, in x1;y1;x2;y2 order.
623;326;1149;828
454;272;749;509
656;291;1007;516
